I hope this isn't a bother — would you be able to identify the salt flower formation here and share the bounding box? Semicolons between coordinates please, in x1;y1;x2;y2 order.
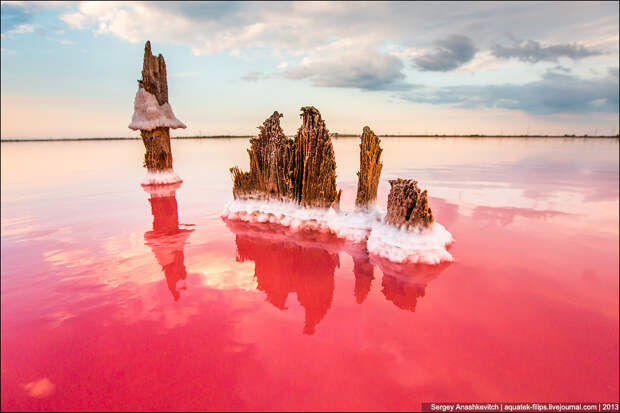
129;41;186;186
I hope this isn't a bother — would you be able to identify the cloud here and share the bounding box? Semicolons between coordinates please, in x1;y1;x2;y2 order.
2;2;74;38
284;42;413;91
491;40;604;62
55;2;618;58
413;35;478;71
552;65;571;73
241;71;270;82
0;3;31;35
23;377;55;398
400;68;619;114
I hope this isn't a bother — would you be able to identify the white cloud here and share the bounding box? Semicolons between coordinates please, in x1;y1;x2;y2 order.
56;2;618;57
2;22;34;38
283;40;412;91
11;23;34;33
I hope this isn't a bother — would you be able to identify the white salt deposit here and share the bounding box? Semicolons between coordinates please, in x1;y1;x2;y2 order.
141;170;183;187
222;199;454;264
142;180;182;198
366;222;453;265
128;88;187;131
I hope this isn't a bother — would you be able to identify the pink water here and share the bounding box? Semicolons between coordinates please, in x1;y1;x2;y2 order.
1;137;618;411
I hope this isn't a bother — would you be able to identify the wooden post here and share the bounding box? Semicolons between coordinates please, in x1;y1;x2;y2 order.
129;41;186;184
355;126;383;209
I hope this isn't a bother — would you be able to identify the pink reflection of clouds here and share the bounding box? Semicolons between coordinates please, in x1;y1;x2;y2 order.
23;377;55;398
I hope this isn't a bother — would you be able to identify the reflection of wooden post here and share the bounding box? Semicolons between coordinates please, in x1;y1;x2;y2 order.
373;257;450;312
355;126;383;209
129;41;186;184
353;256;374;304
228;220;337;335
143;182;193;301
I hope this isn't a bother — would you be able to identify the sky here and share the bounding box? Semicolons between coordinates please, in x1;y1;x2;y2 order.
1;1;618;138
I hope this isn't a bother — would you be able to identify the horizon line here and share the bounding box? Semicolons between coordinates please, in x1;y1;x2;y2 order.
2;134;620;142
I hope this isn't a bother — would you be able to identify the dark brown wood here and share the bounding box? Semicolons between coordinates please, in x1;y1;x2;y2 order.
294;106;341;209
385;178;435;229
138;41;173;172
231;107;341;209
231;111;296;200
141;127;173;171
141;40;168;105
355;126;383;209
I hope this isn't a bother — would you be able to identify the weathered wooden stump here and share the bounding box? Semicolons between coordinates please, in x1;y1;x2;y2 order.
231;111;296;200
355;126;383;209
129;41;186;181
231;107;341;209
385;178;434;229
294;106;341;209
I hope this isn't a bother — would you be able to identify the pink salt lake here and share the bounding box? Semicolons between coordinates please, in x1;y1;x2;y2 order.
1;137;618;411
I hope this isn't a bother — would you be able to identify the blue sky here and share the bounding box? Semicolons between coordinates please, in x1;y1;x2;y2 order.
1;1;618;138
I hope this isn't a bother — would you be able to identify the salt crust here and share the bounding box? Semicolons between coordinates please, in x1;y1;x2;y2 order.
129;88;186;131
142;180;182;198
222;199;453;264
141;170;183;187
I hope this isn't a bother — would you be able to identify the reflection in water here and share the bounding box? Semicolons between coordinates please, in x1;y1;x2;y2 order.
228;220;338;335
471;204;570;227
374;258;450;312
353;256;374;304
225;219;450;332
143;183;194;301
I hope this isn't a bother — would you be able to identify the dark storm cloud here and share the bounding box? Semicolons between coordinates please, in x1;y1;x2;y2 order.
400;69;619;115
1;3;31;34
413;34;478;71
491;40;604;63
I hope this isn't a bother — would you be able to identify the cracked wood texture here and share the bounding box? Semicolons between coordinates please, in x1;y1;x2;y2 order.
141;40;168;105
231;111;296;200
139;40;173;172
231;107;341;209
385;178;435;229
355;126;383;209
294;106;341;209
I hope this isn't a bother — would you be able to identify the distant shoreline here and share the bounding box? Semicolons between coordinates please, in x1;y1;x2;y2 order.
2;134;619;142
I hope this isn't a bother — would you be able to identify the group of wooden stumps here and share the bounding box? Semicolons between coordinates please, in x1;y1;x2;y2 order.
130;41;435;231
